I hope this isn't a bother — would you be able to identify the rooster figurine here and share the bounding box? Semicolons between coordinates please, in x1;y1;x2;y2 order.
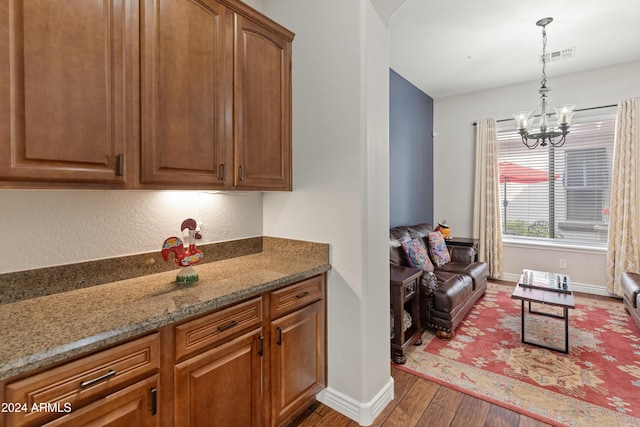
162;218;204;283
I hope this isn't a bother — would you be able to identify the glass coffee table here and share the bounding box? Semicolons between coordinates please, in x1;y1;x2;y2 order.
511;269;575;354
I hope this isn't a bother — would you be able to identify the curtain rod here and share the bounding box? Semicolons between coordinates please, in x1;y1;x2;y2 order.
472;104;618;126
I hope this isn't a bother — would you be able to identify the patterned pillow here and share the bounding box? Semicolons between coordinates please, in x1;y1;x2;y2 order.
426;231;451;267
400;238;434;272
422;271;439;295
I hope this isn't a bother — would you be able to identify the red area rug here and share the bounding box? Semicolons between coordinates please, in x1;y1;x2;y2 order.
396;282;640;426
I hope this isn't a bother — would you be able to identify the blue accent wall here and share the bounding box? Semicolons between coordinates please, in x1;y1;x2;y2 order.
389;69;434;227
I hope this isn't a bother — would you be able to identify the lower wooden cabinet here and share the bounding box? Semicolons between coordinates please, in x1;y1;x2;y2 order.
1;275;326;427
3;333;160;427
42;375;159;427
270;300;325;427
174;329;263;427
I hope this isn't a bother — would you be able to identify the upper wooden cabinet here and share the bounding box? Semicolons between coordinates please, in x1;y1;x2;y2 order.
140;0;231;187
0;0;294;191
234;15;292;190
0;0;137;186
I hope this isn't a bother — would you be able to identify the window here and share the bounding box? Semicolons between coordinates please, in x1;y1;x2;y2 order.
564;148;609;222
497;113;615;247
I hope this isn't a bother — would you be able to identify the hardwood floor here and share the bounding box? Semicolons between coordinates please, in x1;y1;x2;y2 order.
288;285;621;426
288;367;552;427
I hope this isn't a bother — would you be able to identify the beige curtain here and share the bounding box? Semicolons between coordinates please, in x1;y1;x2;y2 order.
473;119;503;278
606;97;640;295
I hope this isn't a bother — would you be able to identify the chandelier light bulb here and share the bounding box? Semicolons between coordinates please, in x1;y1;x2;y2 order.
513;111;533;131
554;104;576;125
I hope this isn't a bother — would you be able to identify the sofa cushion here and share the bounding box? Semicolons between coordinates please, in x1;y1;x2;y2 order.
390;227;411;266
401;238;434;272
437;261;488;291
426;231;451;267
431;274;472;313
407;223;431;248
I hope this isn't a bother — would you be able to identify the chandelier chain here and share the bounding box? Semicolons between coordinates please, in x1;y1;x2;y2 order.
540;26;547;88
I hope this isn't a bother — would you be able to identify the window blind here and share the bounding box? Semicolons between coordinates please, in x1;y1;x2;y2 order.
496;113;615;247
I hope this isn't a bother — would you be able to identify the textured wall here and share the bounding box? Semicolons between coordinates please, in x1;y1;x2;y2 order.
0;190;263;273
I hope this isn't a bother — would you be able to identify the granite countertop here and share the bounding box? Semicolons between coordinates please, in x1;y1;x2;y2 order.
0;245;330;382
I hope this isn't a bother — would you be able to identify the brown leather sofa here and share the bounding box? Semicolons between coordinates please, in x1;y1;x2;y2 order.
390;223;488;338
621;271;640;331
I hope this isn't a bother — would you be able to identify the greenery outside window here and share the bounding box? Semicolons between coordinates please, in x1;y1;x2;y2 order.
497;113;615;248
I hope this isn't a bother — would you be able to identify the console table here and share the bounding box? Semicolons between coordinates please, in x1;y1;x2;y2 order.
446;237;479;262
390;265;423;364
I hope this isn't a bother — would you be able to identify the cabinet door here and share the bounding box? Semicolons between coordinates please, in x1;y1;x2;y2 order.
270;300;325;426
140;0;231;187
174;328;263;427
234;15;292;191
0;0;136;185
43;375;159;427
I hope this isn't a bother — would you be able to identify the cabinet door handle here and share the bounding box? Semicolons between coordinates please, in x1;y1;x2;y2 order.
150;387;157;415
276;327;282;345
258;336;264;356
79;369;116;389
116;154;124;176
239;165;245;181
295;291;310;299
219;163;225;181
218;320;238;332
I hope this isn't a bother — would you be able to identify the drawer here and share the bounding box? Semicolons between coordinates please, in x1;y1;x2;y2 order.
175;296;263;360
5;333;159;427
270;275;324;319
404;279;417;302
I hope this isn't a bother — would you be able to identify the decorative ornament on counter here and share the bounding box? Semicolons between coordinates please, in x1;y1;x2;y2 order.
161;218;204;283
434;220;451;240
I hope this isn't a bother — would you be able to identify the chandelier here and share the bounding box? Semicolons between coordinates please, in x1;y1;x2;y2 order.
513;17;575;149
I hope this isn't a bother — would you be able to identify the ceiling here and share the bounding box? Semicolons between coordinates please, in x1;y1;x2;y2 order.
387;0;640;98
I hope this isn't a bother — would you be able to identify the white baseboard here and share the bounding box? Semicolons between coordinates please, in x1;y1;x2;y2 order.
500;273;616;297
316;376;394;426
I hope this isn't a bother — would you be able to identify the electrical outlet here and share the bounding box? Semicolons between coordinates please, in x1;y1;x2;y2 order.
559;259;567;269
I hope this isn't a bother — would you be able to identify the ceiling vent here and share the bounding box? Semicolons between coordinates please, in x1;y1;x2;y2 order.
540;46;576;63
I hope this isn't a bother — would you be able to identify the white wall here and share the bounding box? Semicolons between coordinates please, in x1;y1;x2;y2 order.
263;0;392;424
241;0;263;11
0;190;263;273
433;60;640;293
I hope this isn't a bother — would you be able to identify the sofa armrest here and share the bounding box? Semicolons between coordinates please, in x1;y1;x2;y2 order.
448;246;474;264
622;271;640;308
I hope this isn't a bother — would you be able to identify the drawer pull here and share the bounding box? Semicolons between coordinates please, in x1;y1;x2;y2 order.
218;320;239;332
116;154;124;176
295;291;310;299
151;387;157;415
276;327;283;345
79;369;116;389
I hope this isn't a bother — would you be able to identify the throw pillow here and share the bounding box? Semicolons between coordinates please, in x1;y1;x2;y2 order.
426;231;451;267
422;271;439;295
400;238;434;272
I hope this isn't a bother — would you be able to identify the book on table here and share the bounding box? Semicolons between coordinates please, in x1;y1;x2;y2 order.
519;269;572;294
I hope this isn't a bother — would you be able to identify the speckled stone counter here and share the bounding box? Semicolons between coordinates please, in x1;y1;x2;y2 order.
0;237;330;381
